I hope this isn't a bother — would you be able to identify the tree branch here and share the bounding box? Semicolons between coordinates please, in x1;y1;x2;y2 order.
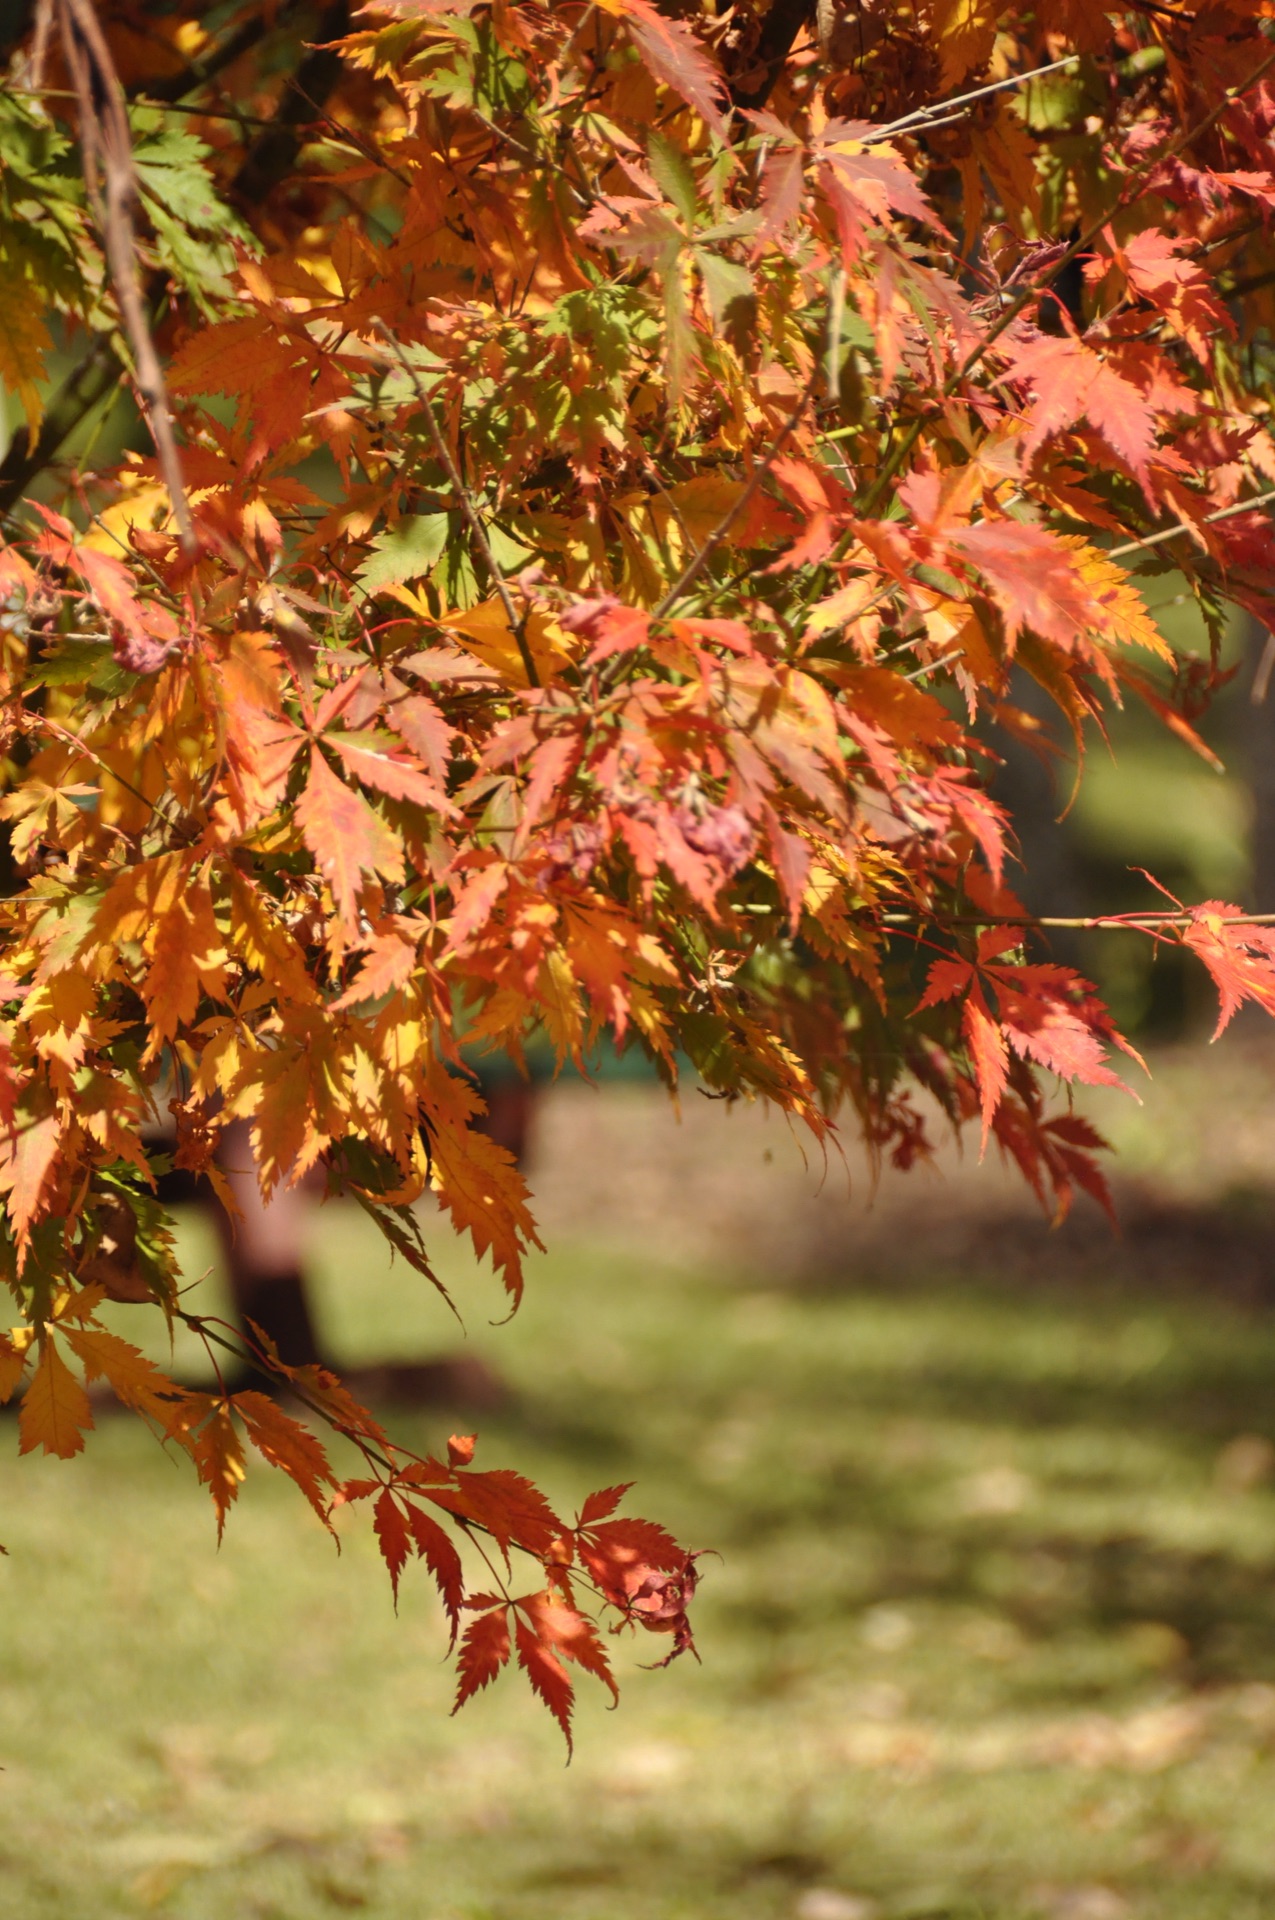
862;53;1081;147
728;0;815;111
885;910;1275;930
55;0;194;548
371;323;541;689
231;0;349;205
0;0;352;519
140;5;284;106
1106;485;1275;563
0;333;125;518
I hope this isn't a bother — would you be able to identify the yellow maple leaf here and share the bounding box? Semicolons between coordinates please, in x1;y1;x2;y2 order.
0;1327;32;1404
61;1324;188;1436
19;969;97;1072
805;578;880;640
225;869;316;1006
95;851;189;950
142;875;229;1055
537;946;584;1065
0;265;52;435
81;467;173;556
18;1335;93;1458
930;0;998;88
1065;541;1172;660
440;601;576;687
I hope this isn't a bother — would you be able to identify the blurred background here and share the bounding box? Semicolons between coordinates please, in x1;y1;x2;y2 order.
7;369;1275;1913
7;1054;1275;1920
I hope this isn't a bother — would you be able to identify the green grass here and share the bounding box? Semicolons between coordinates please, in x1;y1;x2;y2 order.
5;1195;1275;1919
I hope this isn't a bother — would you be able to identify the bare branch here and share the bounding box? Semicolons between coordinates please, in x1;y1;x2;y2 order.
1107;485;1275;562
54;0;194;550
862;53;1082;147
884;910;1275;930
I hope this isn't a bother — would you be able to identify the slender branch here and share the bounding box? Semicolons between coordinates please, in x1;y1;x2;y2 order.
882;909;1275;930
13;86;286;129
728;0;815;110
1219;263;1275;301
139;6;284;106
54;0;194;548
371;322;540;688
861;54;1082;147
0;333;126;516
1106;485;1275;563
0;2;353;518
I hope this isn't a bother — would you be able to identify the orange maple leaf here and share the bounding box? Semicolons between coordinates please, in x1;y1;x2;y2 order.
0;1097;64;1263
453;1606;512;1713
177;1396;247;1541
234;1389;336;1532
427;1122;543;1302
296;746;405;930
18;1336;93;1459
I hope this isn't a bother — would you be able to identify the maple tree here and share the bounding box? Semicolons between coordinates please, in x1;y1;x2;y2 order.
2;0;1275;1745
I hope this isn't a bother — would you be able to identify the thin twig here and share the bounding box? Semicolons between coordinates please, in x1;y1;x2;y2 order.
53;0;195;550
370;322;540;688
36;712;183;831
882;909;1275;929
11;86;283;128
1106;485;1275;562
861;53;1082;146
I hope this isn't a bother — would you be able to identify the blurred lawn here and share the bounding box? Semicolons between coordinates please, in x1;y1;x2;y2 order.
4;1181;1275;1920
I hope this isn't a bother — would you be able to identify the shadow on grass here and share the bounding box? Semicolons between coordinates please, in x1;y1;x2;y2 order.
6;1182;1275;1919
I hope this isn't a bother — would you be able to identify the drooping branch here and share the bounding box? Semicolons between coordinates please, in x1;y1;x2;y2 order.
855;39;1275;522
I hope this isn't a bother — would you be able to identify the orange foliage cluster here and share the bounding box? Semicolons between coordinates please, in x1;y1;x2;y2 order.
0;0;1274;1737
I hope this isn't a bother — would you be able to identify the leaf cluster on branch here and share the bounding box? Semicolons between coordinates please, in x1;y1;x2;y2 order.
1;0;1275;1742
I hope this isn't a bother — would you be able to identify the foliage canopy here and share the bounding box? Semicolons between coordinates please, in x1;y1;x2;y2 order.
2;0;1275;1741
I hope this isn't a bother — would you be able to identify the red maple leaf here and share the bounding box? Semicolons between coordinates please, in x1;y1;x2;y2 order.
453;1606;512;1712
1180;902;1275;1036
